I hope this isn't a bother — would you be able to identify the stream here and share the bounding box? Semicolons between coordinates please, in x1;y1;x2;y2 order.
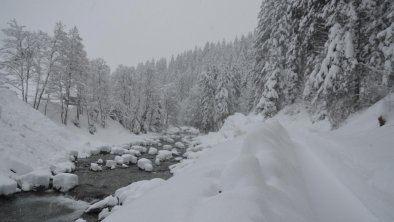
0;132;196;222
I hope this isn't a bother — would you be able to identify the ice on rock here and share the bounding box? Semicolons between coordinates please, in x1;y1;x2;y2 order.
137;158;153;171
85;195;118;213
110;146;125;155
148;147;158;155
90;163;103;172
52;173;78;192
156;150;173;161
17;168;52;191
106;160;117;169
163;145;173;150
174;142;185;149
131;145;147;153
0;175;17;195
121;164;128;168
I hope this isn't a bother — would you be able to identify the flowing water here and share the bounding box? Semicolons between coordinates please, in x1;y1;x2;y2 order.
0;132;195;222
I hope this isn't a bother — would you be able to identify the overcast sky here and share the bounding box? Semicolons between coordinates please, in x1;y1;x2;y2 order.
0;0;261;70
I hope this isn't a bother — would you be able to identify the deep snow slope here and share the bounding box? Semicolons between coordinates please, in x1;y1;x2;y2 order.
0;89;92;178
104;96;394;222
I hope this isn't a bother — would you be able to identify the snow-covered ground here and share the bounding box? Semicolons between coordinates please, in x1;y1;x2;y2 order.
103;96;394;222
2;86;394;221
0;88;157;194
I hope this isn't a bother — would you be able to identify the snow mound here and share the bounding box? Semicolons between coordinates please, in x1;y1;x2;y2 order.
52;173;78;192
16;168;52;191
0;175;17;195
90;163;103;172
156;150;173;161
0;89;92;189
148;147;158;155
137;158;153;172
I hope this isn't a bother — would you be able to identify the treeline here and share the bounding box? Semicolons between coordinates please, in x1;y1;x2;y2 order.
251;0;394;126
0;19;254;133
2;0;392;133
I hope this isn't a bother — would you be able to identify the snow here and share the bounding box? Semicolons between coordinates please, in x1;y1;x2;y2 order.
131;145;147;153
148;147;158;155
90;163;103;172
99;208;111;220
114;178;165;205
156;150;173;161
174;142;185;149
171;148;179;156
85;195;118;213
137;158;153;172
162;145;173;150
0;89;93;189
106;160;117;169
104;96;394;222
0;175;17;195
110;146;126;155
121;154;137;164
52;173;78;192
16;168;52;191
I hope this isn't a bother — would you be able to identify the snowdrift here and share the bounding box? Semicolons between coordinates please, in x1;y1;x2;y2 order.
0;89;92;194
104;96;394;222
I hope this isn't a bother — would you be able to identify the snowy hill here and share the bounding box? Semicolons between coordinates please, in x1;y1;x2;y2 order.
0;89;93;179
103;96;394;222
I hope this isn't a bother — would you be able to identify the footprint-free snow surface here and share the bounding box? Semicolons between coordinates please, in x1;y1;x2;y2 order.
104;99;394;222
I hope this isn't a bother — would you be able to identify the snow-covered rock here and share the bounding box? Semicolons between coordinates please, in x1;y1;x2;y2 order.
99;208;111;220
98;145;111;154
97;159;104;164
148;147;158;155
162;145;173;150
171;148;179;156
131;145;147;153
105;160;116;169
137;158;153;172
156;150;173;161
162;136;175;143
110;146;125;155
0;175;17;195
17;169;52;191
75;219;86;222
127;150;141;157
155;158;161;165
174;142;185;149
52;173;78;192
90;163;102;172
50;162;75;174
85;195;118;213
122;154;137;164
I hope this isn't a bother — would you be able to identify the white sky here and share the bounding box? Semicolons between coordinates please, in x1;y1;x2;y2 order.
0;0;261;70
